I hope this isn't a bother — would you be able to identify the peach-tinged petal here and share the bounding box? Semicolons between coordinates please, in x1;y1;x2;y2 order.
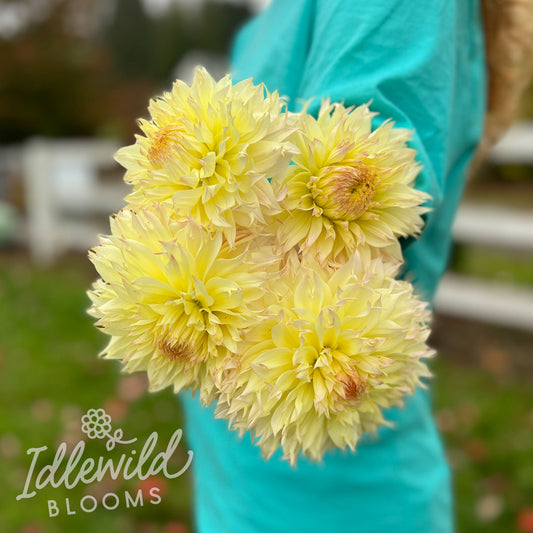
276;100;428;266
216;255;434;464
117;67;296;243
88;207;269;405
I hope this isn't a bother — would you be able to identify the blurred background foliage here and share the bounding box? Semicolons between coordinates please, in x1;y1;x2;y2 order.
1;1;533;532
0;0;250;143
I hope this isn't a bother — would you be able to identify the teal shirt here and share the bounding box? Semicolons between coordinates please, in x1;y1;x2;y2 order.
181;1;486;531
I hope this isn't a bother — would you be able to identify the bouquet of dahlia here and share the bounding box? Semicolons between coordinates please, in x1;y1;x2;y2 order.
88;67;434;465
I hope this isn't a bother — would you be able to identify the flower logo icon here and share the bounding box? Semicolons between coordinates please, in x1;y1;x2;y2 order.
81;408;137;451
81;408;111;439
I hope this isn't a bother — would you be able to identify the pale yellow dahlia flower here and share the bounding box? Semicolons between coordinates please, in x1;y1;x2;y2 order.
216;254;434;464
275;101;430;265
87;206;267;404
115;67;295;246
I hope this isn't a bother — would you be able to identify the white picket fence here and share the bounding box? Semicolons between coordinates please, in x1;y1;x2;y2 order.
20;137;127;265
434;122;533;332
435;204;533;331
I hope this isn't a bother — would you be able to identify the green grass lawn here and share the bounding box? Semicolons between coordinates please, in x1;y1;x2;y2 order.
1;251;532;533
431;355;533;533
0;253;193;533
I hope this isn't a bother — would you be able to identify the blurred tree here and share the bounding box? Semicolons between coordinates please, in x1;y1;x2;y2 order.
0;0;254;143
0;0;159;141
197;1;251;53
151;8;190;83
105;0;155;79
0;0;114;142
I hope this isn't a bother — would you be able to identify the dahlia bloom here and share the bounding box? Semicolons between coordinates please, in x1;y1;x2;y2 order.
275;101;430;265
216;254;434;464
87;68;437;466
87;206;267;404
115;67;294;246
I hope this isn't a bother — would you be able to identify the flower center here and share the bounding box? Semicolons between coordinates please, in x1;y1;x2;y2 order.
341;372;365;401
148;122;184;166
310;163;378;221
157;337;192;363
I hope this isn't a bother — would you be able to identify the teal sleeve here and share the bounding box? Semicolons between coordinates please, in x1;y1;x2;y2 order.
181;1;486;532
